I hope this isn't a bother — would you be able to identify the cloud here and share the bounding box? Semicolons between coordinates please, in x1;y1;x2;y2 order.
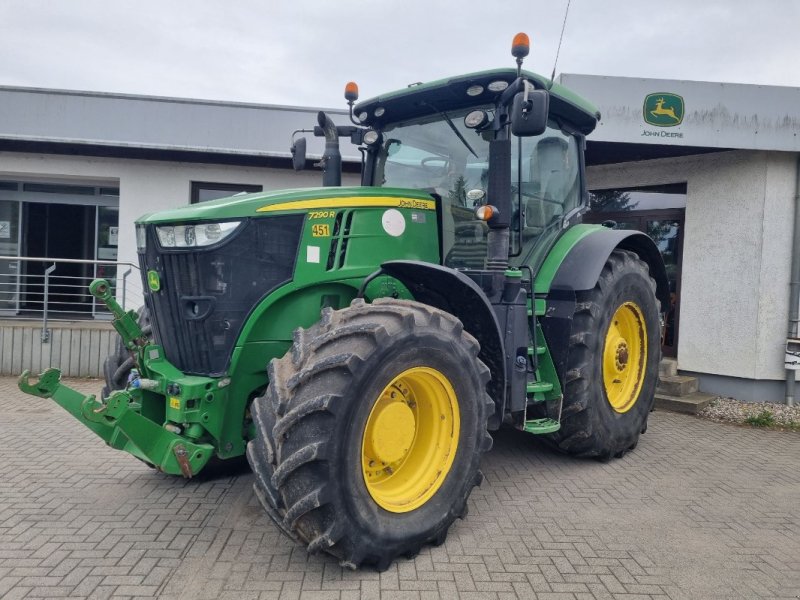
1;0;798;109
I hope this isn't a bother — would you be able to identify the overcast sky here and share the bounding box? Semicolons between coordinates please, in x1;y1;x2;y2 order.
2;1;799;109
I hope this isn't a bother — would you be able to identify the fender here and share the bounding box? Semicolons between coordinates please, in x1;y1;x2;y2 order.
538;228;670;384
550;229;670;311
378;260;506;428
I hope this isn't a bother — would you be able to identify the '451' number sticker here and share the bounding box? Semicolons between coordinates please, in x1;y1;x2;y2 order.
311;223;331;237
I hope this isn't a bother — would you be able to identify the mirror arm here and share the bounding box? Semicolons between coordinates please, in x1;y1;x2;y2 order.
499;77;525;107
347;101;362;126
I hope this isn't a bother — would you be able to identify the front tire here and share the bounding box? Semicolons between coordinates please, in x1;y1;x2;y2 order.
549;249;660;459
247;298;493;570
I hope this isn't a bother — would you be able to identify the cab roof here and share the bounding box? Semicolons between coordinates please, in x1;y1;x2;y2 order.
355;68;601;136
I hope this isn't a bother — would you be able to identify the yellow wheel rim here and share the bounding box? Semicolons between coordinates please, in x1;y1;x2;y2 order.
603;301;647;413
361;366;460;513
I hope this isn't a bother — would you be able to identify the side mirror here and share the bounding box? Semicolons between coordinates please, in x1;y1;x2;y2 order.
291;137;307;171
510;88;549;136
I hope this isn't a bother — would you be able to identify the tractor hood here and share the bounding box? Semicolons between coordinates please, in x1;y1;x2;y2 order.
136;186;437;224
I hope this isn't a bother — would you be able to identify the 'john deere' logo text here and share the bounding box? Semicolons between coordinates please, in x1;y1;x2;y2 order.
643;93;684;127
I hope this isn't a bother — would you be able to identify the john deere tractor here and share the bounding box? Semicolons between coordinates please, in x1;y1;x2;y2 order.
20;34;668;569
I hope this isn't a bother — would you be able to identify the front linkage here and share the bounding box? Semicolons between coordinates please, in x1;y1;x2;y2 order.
19;279;223;477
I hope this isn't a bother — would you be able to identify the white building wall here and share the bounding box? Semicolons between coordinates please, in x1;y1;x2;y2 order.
587;150;795;383
757;153;796;378
0;151;360;300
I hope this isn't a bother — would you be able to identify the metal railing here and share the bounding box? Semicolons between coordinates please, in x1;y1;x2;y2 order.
0;256;144;342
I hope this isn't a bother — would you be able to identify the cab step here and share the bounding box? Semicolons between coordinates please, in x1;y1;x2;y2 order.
527;346;547;356
523;418;560;434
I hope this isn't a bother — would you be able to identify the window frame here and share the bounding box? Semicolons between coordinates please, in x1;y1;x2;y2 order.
190;181;263;204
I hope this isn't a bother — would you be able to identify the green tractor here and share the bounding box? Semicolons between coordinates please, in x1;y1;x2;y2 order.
20;34;668;569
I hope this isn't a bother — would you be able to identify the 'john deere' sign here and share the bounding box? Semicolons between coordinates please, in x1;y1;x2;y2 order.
643;93;684;127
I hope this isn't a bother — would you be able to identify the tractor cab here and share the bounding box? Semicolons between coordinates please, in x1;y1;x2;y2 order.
355;70;593;273
294;40;600;283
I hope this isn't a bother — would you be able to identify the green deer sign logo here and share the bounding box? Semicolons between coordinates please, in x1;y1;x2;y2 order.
643;93;684;127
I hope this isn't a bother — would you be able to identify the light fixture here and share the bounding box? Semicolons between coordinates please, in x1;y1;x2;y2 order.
156;221;242;248
475;205;498;222
464;110;489;129
488;80;509;92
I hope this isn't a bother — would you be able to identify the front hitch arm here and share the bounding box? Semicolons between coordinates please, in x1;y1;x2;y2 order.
18;367;60;398
18;368;213;478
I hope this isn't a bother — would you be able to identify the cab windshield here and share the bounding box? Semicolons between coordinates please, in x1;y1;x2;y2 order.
373;109;581;270
374;108;491;204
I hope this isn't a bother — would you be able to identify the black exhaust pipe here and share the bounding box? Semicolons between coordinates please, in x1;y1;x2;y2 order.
317;111;342;187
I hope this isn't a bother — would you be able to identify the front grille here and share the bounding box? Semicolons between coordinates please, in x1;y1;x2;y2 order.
140;215;304;375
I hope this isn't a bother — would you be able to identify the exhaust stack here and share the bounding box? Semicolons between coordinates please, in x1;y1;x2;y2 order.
316;111;342;187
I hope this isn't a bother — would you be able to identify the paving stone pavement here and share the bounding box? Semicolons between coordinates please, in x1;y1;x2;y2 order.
1;376;799;600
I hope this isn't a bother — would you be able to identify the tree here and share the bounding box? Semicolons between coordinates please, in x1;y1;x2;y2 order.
447;175;468;207
589;190;637;212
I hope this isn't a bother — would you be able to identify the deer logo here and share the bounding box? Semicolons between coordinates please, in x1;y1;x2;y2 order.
643;93;684;127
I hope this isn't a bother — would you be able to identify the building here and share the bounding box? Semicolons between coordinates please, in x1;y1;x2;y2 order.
1;76;798;403
562;74;800;403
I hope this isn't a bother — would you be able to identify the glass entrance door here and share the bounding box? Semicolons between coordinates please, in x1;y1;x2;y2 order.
0;200;21;315
94;205;119;316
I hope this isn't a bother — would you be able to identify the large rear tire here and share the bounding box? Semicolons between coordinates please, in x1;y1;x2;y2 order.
247;298;493;570
549;249;660;459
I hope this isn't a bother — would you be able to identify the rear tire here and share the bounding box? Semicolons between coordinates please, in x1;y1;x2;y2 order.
549;249;660;459
247;298;493;570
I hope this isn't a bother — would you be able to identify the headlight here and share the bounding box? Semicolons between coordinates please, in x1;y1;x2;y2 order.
136;224;147;252
156;221;242;248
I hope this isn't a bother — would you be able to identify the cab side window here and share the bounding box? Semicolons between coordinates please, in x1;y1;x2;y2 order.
513;127;580;246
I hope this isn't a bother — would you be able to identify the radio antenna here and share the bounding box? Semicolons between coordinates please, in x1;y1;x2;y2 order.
549;0;571;89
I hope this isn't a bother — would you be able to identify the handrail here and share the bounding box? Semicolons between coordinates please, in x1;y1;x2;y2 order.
41;264;57;342
0;256;140;269
0;255;144;341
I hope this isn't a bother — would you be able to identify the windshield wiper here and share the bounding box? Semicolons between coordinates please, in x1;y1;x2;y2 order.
422;101;478;159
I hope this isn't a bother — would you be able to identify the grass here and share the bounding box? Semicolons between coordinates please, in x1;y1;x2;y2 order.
744;410;776;427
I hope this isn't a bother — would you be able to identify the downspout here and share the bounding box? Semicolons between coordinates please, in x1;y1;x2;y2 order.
786;152;800;406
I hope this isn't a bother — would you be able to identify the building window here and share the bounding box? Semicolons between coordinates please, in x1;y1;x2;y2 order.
190;182;263;204
588;182;687;213
585;183;687;358
0;180;120;318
